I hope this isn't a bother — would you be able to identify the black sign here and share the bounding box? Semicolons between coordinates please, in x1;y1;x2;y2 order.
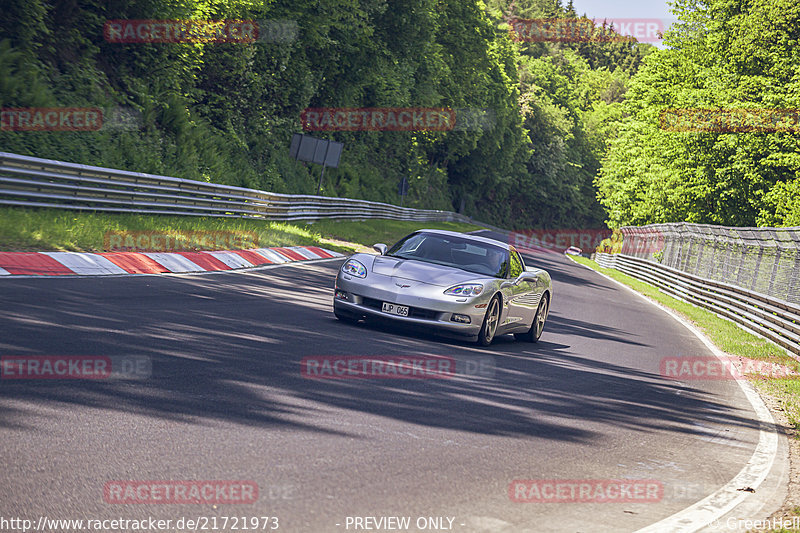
290;133;342;168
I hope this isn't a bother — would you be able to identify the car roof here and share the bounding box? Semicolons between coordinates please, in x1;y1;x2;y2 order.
413;229;510;250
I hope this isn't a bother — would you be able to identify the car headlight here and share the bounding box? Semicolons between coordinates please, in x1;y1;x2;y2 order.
444;283;483;297
341;259;367;278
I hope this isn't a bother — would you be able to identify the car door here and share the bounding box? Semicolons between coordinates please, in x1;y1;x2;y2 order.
503;249;539;331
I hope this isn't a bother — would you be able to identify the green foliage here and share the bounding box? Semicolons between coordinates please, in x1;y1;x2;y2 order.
597;0;800;228
0;0;650;229
760;178;800;226
595;228;622;253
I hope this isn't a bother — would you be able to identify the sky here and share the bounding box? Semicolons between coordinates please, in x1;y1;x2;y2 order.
568;0;674;20
567;0;677;46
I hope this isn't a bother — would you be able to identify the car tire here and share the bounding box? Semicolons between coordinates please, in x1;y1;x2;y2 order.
334;307;360;324
515;293;549;343
477;295;501;346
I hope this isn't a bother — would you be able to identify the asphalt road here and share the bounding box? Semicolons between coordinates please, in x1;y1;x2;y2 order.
0;233;782;532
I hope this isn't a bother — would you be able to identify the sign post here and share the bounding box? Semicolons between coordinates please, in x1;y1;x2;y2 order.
398;177;409;207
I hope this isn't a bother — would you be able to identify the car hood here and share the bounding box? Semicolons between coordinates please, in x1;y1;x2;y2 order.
370;256;482;287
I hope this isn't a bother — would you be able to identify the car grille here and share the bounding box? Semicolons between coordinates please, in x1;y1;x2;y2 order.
359;296;440;320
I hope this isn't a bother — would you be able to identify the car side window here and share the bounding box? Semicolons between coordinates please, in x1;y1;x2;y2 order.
508;250;523;278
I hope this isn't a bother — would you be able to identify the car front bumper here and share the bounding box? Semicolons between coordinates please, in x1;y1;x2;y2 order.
334;274;487;337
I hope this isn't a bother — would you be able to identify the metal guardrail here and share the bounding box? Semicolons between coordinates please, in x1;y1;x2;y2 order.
619;223;800;306
595;252;800;358
0;151;476;224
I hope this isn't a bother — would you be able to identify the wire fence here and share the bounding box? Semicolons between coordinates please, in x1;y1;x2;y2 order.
594;251;800;357
619;223;800;306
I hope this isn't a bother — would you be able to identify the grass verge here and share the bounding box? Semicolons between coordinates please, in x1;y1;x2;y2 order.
0;207;485;255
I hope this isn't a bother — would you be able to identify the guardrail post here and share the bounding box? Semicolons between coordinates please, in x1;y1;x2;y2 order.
723;237;734;282
735;241;747;288
709;232;722;279
752;246;765;292
681;235;694;272
791;253;800;304
694;236;705;277
674;232;684;270
768;246;781;296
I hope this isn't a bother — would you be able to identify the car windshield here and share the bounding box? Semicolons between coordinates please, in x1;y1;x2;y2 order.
387;232;508;278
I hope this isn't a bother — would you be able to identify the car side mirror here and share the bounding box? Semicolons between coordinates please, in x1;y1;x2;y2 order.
516;272;539;285
373;243;388;255
501;272;538;288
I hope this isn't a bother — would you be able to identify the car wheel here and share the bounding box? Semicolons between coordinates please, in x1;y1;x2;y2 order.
334;307;359;324
477;295;501;346
515;294;549;343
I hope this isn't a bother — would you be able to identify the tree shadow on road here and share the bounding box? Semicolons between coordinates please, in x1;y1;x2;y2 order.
0;260;776;456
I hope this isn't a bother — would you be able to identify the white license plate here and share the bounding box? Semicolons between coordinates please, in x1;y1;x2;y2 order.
382;302;409;317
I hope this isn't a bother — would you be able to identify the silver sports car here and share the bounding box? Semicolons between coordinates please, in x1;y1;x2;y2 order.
333;229;552;346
